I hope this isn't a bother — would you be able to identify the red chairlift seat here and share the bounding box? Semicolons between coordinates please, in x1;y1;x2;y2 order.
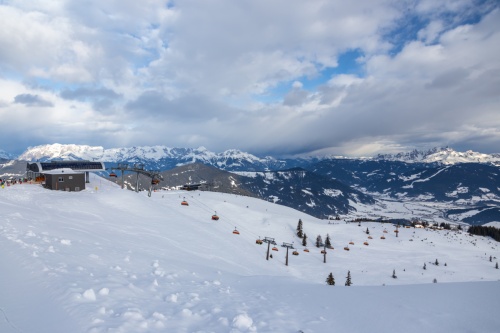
303;248;310;252
233;229;240;235
272;247;278;251
292;251;299;256
368;236;373;239
344;246;350;251
349;241;354;245
109;172;117;177
151;179;160;185
363;242;369;246
181;201;189;206
256;239;263;245
321;250;326;254
212;215;219;220
381;236;386;239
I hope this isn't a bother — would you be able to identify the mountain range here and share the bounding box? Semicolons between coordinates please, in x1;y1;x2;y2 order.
2;144;500;225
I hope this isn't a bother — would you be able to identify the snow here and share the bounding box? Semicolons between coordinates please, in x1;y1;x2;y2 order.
1;175;500;333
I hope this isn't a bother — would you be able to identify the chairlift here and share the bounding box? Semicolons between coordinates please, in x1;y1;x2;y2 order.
256;239;263;245
272;246;278;251
303;248;310;252
349;241;354;245
363;241;369;246
233;228;240;235
181;200;189;206
151;179;160;185
292;251;299;256
368;236;373;239
381;236;386;239
212;211;219;220
321;250;326;254
109;172;117;178
344;246;350;251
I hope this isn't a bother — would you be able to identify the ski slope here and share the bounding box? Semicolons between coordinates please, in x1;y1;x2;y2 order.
1;175;500;333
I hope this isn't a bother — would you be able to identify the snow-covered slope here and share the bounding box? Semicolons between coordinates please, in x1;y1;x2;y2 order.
1;177;499;332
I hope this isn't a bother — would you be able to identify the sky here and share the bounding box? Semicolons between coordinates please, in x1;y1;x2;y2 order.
1;177;500;332
1;0;499;157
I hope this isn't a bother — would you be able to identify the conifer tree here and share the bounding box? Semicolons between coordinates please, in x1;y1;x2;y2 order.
302;233;307;247
316;235;323;248
435;259;439;266
345;270;352;286
496;262;498;269
392;269;397;279
326;272;335;285
423;263;426;270
490;255;492;262
296;219;303;238
325;234;332;248
366;227;370;235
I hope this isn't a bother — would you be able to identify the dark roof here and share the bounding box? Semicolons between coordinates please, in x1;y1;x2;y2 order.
27;161;105;173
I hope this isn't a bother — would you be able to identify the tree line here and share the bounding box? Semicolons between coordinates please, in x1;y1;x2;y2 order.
468;225;500;242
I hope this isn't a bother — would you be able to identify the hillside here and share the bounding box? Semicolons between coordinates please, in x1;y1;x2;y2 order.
1;177;500;332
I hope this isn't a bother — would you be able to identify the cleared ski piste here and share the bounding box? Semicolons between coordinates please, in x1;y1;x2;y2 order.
1;174;499;333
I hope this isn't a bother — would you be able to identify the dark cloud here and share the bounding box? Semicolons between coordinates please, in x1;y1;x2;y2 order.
125;90;236;121
13;94;53;107
60;87;121;101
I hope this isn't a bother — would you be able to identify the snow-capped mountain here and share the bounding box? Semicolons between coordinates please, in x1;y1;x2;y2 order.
17;143;298;171
374;147;500;165
18;144;500;168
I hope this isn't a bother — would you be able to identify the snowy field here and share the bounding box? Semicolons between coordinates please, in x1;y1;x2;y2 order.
1;174;500;333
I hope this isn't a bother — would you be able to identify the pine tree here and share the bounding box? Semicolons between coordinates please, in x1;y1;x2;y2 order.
490;255;492;262
366;227;370;235
316;235;323;248
392;269;397;279
326;272;335;285
325;234;332;248
345;270;352;286
433;278;437;283
435;259;439;266
302;233;307;246
296;219;303;238
423;263;426;270
496;262;498;269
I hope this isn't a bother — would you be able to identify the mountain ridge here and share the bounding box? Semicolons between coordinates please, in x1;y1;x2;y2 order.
13;143;500;167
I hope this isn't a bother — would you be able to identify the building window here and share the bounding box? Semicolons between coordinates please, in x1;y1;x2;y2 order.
75;187;80;191
69;176;73;179
58;177;64;182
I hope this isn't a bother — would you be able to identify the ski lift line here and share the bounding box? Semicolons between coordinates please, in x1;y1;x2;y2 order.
187;194;261;239
186;193;301;254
